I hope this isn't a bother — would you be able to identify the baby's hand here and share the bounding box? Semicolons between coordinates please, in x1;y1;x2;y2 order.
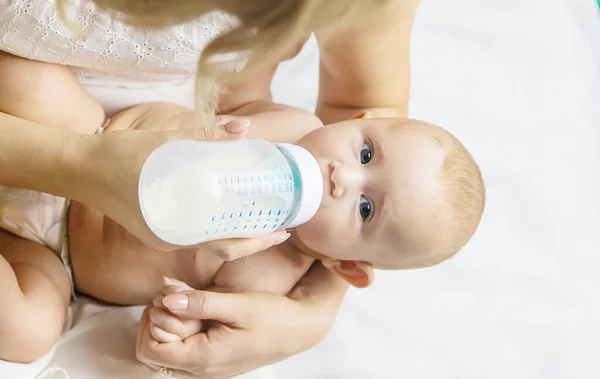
149;277;204;343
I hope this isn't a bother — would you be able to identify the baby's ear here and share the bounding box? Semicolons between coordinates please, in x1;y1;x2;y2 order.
354;111;373;119
322;260;374;288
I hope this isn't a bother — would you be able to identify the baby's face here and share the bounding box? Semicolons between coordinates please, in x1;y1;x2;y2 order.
294;118;447;269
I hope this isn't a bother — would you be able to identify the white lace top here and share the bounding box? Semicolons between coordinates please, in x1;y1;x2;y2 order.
0;0;239;85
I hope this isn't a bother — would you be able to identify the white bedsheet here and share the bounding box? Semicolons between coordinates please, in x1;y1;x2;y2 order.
2;0;599;378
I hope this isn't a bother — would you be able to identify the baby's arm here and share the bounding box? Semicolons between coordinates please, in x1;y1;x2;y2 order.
0;51;105;133
211;245;315;295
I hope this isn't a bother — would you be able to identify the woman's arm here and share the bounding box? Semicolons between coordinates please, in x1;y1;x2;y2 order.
136;262;348;379
0;113;90;199
315;0;420;123
0;51;105;199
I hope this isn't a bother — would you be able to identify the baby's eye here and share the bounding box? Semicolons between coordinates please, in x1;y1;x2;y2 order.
359;196;372;221
360;142;372;164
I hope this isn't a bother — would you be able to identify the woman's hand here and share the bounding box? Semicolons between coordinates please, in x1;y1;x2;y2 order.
136;263;349;379
79;115;289;259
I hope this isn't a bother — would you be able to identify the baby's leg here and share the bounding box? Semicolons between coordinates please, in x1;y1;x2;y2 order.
0;230;71;363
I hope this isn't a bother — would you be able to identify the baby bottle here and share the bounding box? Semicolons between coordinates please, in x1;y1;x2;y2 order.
138;139;323;246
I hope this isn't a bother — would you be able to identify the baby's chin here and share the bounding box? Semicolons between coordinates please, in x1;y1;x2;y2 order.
291;222;345;261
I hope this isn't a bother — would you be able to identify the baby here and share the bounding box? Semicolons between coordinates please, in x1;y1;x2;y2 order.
0;52;485;363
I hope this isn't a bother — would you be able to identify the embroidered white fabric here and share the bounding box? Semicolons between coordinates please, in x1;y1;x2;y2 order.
0;0;240;86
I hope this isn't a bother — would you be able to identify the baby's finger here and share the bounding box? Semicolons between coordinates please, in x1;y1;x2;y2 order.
161;276;194;290
149;307;204;340
162;284;193;296
160;277;194;296
150;322;182;343
152;296;167;310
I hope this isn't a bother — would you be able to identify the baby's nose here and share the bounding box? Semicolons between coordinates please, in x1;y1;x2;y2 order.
330;161;364;198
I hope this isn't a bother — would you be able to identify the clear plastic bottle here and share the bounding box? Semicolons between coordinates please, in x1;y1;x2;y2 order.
138;139;323;246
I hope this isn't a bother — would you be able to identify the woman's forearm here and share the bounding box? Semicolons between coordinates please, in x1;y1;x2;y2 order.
0;112;91;199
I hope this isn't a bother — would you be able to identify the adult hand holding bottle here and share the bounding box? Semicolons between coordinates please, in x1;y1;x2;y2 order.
0;112;289;260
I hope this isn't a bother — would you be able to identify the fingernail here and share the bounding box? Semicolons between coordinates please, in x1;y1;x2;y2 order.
238;119;251;128
274;233;291;245
355;112;366;119
163;294;188;310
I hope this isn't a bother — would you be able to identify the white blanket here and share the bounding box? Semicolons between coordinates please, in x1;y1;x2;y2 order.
2;0;599;378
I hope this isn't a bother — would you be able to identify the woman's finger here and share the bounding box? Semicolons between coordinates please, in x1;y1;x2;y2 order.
136;306;161;363
161;289;255;326
223;119;251;134
166;120;248;144
198;230;290;261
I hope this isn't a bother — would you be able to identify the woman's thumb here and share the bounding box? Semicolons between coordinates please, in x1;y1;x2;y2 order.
161;290;250;326
173;120;249;143
222;118;251;134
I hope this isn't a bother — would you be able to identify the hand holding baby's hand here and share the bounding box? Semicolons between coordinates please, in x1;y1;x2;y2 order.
149;277;203;343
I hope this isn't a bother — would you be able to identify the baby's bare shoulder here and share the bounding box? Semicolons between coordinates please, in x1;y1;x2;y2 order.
213;242;314;295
